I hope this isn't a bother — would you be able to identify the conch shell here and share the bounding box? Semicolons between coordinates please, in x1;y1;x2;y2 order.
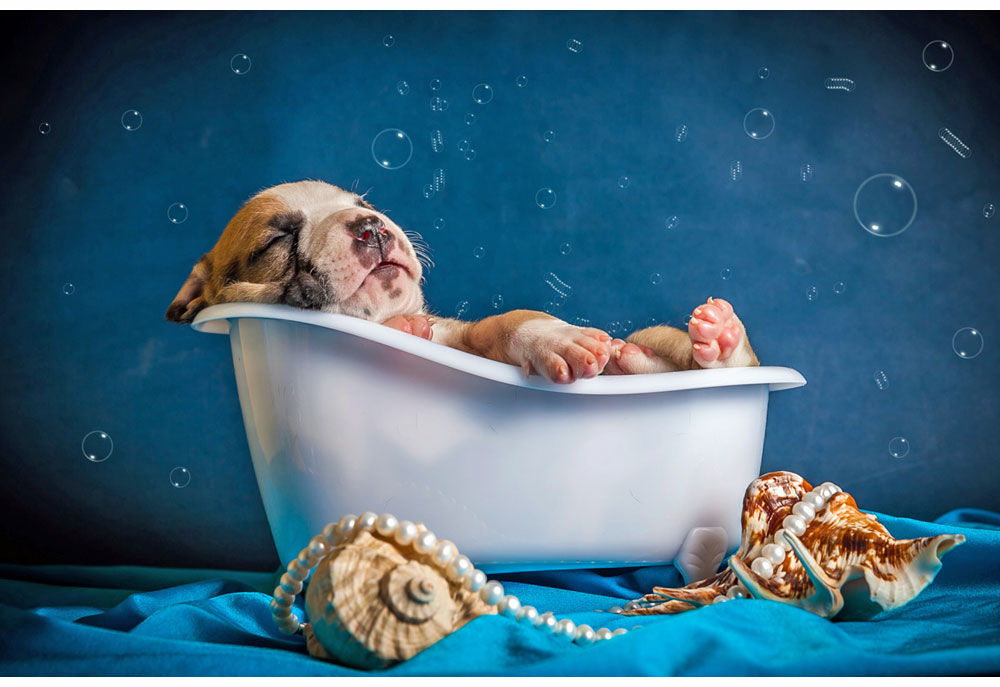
303;529;495;669
626;471;965;619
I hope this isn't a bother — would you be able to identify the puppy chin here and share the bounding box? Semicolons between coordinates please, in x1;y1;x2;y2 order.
327;285;425;323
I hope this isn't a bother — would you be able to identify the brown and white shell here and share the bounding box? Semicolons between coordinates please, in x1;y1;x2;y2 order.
303;530;495;669
626;471;965;619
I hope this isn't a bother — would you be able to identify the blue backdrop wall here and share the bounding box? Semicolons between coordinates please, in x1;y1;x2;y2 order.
1;10;997;570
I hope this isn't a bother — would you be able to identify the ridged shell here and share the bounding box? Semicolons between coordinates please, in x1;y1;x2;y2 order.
627;471;965;619
303;530;494;668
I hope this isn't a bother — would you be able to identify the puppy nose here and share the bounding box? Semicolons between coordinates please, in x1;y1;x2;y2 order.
350;216;387;249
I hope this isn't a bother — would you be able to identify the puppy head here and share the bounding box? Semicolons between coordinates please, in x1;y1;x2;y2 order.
166;181;429;324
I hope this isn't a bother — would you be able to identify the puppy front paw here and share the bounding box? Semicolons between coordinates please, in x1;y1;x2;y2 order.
687;297;753;368
381;314;434;340
603;339;675;375
514;321;612;383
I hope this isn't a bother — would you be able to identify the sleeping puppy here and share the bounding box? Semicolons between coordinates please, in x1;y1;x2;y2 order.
165;180;757;380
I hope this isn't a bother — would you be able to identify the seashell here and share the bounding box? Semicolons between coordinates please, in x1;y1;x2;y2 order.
625;471;965;619
303;530;495;669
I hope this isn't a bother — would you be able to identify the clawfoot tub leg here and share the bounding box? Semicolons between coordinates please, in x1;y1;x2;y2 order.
674;526;729;586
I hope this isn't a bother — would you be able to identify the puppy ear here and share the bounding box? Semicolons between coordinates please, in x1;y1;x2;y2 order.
165;253;212;323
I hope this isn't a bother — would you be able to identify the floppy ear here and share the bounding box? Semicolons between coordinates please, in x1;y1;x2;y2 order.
165;253;213;323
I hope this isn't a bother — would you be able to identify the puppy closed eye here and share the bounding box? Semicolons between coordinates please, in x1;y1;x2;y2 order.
248;232;291;263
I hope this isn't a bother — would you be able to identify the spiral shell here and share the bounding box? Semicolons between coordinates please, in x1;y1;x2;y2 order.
304;530;494;669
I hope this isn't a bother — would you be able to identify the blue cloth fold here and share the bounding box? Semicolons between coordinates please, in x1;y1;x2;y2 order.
2;509;998;676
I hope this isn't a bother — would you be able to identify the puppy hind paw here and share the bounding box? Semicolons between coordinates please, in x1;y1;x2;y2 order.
604;340;674;375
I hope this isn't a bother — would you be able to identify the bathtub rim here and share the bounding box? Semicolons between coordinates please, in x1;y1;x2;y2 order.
192;302;806;395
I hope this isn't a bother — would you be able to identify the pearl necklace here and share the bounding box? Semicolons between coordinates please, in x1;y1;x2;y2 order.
270;511;630;646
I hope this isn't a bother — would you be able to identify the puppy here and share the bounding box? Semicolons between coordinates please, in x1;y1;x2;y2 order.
166;180;757;380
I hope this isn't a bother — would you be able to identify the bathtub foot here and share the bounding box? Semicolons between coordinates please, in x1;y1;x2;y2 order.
674;527;728;586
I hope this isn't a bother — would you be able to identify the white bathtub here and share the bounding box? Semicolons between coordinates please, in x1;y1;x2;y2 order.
193;303;805;572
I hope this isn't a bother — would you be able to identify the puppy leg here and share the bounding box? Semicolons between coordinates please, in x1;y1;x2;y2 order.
381;314;434;340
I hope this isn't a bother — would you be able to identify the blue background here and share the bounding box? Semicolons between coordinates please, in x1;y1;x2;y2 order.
1;10;997;570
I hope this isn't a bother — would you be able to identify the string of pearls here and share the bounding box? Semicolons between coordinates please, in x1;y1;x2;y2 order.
270;511;630;646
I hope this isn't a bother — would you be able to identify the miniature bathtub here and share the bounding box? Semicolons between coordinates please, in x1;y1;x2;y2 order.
193;303;805;572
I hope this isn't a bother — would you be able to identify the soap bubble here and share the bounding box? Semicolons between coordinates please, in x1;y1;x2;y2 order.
984;203;995;218
938;128;971;159
743;108;774;139
824;78;856;92
806;286;818;301
39;122;51;135
396;80;410;95
720;268;732;280
422;184;434;199
675;124;688;142
430;129;443;153
730;160;742;181
492;294;504;309
464;148;476;161
952;327;983;359
430;96;449;112
559;242;572;255
121;109;142;131
230;53;251;74
888;436;910;459
371;128;413;170
567;38;583;53
535;188;557;209
873;370;888;391
758;67;769;79
833;281;846;294
853;174;917;237
516;75;527;87
922;40;953;72
801;163;813;182
473;246;486;259
457;139;469;152
433;217;445;230
465;113;476;125
383;35;395;47
82;430;113;463
169;467;191;488
665;216;679;230
543;130;555;143
62;283;75;295
618;176;630;189
433;168;445;192
455;300;470;318
167;203;188;224
650;273;662;285
472;83;494;104
430;78;441;91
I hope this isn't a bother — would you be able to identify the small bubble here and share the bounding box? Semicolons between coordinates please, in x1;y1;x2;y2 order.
396;80;410;95
433;217;445;230
801;163;813;182
833;281;846;295
430;78;441;91
650;272;662;285
854;174;917;237
457;139;469;152
952;327;983;359
720;268;732;280
543;129;555;143
170;466;191;488
730;160;742;181
922;40;953;72
383;35;395;47
938;127;971;159
121;109;142;131
535;187;557;209
573;317;591;327
567;38;583;53
433;168;445;192
559;242;572;255
618;176;630;189
873;370;889;391
464;148;476;161
743;108;775;140
472;83;494;104
824;77;856;92
455;300;470;318
82;430;113;463
984;203;995;218
371;128;413;170
473;246;486;259
430;96;449;112
465;113;477;125
888;436;910;459
430;129;443;153
422;184;435;199
516;75;527;87
62;283;75;295
675;124;688;142
167;203;188;224
230;53;251;74
544;272;573;299
492;294;504;309
665;216;679;230
39;122;51;135
806;286;818;301
758;66;769;79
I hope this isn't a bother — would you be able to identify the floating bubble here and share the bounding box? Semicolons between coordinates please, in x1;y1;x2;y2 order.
665;216;679;230
433;168;445;192
121;109;142;131
646;317;658;328
457;139;469;152
938;128;971;158
922;40;953;72
854;174;917;237
455;300;470;318
465;113;476;125
985;203;996;219
396;80;410;95
801;163;813;182
730;160;742;181
543;130;555;143
721;268;732;280
82;430;113;463
889;436;910;459
952;327;983;359
383;35;395;47
62;283;75;295
516;75;527;87
430;129;443;153
833;281;846;295
39;122;51;135
371;128;413;170
430;96;449;112
544;272;573;299
567;39;583;53
874;370;888;391
618;176;630;189
422;184;435;199
573;317;591;327
650;273;662;285
806;286;818;301
559;242;572;255
230;53;251;75
824;78;855;92
472;83;494;104
743;108;775;139
675;124;688;142
167;203;188;224
535;187;557;209
492;294;504;309
430;78;441;91
170;467;191;488
473;246;486;259
464;148;476;161
433;217;445;230
758;67;769;80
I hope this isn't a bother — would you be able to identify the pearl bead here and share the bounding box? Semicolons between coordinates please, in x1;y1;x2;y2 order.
773;528;792;551
612;628;628;636
712;595;729;604
761;542;786;566
273;587;295;604
308;535;328;558
751;557;774;579
413;531;438;554
275;616;299;635
335;515;357;540
375;513;399;536
286;561;307;581
609;606;624;614
726;585;748;599
596;628;613;641
464;569;487;592
432;540;456;567
537;613;558;632
623;601;639;611
279;573;303;595
479;580;504;606
782;513;807;536
354;511;378;534
321;522;337;545
517;605;539;624
792;501;816;523
497;595;521;618
446;555;472;581
574;624;596;645
554;618;576;640
394;520;418;546
270;598;292;617
803;491;826;510
296;551;313;569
